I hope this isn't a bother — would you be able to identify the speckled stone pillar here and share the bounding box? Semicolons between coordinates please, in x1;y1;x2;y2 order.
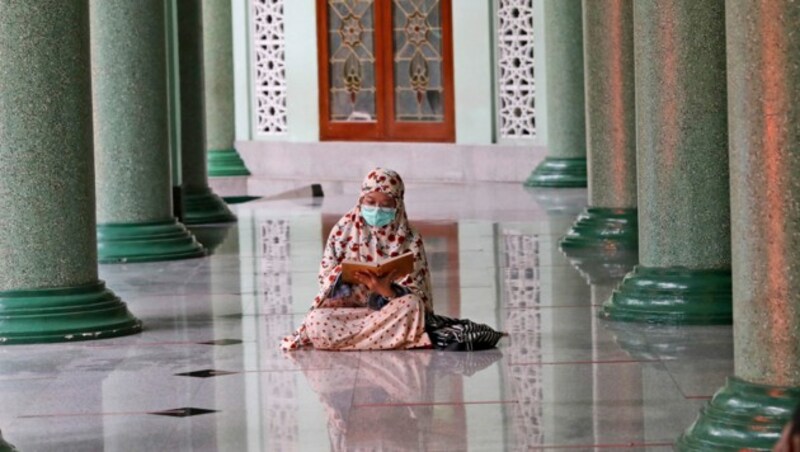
679;1;800;449
91;0;205;263
601;0;732;325
560;0;637;250
202;0;250;178
525;0;587;188
0;1;141;343
0;430;16;452
176;0;236;224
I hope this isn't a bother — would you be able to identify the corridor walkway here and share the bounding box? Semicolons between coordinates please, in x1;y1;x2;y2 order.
0;183;731;451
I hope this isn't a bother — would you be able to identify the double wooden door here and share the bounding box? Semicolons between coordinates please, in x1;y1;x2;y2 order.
317;0;455;142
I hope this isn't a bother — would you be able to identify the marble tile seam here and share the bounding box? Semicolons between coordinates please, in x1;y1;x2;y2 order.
353;399;518;408
174;367;333;375
18;410;196;419
509;358;665;366
660;362;718;401
526;442;674;450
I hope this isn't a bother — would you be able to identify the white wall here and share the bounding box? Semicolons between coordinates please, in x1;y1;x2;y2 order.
234;0;504;145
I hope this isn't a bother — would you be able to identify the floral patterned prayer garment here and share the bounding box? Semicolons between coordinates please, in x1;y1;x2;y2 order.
281;168;433;351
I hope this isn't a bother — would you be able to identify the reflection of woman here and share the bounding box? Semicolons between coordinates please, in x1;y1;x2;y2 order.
282;168;504;351
287;349;503;451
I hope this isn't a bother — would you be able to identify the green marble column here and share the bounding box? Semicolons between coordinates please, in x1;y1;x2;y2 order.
525;0;587;188
679;1;800;449
0;1;141;343
561;0;637;250
176;0;236;224
202;0;250;177
91;0;205;263
0;429;16;452
601;0;732;325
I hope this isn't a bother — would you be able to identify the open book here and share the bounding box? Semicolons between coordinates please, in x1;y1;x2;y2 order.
341;252;415;284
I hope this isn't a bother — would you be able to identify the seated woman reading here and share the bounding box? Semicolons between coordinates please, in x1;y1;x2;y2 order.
282;168;505;352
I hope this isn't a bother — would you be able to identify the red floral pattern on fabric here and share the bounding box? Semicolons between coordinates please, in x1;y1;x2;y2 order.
281;168;434;351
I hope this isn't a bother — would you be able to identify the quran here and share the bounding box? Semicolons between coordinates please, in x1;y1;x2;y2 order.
341;252;415;284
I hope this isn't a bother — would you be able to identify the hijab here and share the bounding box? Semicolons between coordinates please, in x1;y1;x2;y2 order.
281;168;433;351
314;168;433;311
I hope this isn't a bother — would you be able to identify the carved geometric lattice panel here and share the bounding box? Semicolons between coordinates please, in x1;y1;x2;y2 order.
501;230;544;448
252;0;288;135
496;0;536;139
259;219;292;315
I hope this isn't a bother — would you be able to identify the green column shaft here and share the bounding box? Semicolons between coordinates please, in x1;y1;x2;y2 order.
202;0;250;177
544;0;585;160
727;0;800;388
201;0;235;153
0;0;140;344
678;3;800;449
203;0;250;176
583;0;635;209
167;0;183;189
176;0;236;224
602;0;731;325
525;0;586;188
90;0;205;263
92;0;172;224
636;0;729;270
560;0;637;250
525;0;586;187
178;0;209;192
0;1;97;290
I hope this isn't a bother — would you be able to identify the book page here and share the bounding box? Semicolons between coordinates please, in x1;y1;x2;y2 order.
341;252;414;284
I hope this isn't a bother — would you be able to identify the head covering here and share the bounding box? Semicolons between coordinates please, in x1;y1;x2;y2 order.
313;168;433;312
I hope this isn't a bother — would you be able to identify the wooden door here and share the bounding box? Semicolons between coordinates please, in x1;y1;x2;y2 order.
317;0;455;142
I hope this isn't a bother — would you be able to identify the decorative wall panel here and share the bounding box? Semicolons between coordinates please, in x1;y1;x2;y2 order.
392;0;444;122
496;0;536;139
502;230;544;447
253;0;288;135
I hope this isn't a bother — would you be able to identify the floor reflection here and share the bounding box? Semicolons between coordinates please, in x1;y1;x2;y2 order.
0;184;735;451
284;350;502;451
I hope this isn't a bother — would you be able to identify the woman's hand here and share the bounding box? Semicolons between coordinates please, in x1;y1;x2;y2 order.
353;270;397;299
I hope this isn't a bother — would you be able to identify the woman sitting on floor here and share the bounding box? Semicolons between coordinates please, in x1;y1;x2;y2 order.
282;168;505;352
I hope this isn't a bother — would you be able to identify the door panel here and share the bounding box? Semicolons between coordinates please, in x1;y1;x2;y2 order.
318;0;454;142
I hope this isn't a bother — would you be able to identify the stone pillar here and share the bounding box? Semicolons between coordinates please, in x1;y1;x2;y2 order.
525;0;587;188
202;0;250;177
679;1;800;449
0;1;140;343
601;0;732;325
560;0;637;250
0;429;16;452
91;0;205;263
176;0;236;224
167;0;185;221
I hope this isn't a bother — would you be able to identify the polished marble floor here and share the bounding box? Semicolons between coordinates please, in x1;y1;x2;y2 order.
0;183;733;451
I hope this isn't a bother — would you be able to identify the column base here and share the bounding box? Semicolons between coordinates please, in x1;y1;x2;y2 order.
677;377;800;451
207;148;251;177
600;266;732;325
560;207;638;250
222;195;262;205
0;281;142;344
189;225;233;254
97;219;206;264
561;246;638;285
0;430;17;452
183;186;237;225
524;157;587;188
